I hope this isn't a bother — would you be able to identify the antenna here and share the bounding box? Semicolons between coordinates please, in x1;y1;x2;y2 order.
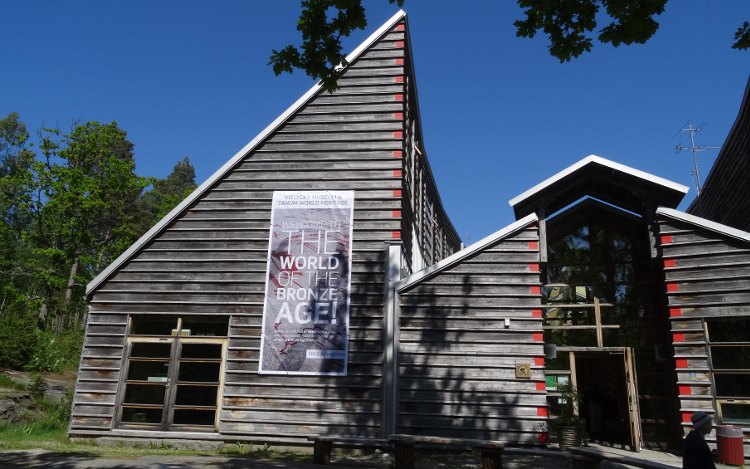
675;122;721;196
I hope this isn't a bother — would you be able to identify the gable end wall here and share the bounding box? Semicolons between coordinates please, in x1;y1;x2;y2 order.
659;216;750;459
396;224;546;444
71;20;441;443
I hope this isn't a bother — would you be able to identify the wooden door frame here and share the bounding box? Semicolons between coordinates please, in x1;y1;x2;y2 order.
560;346;642;451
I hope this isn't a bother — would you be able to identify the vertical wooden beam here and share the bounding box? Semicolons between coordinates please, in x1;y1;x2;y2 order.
383;241;402;437
594;297;603;348
569;351;579;415
538;206;548;263
641;200;659;259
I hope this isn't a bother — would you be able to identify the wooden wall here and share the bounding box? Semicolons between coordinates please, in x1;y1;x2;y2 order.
659;214;750;459
71;17;459;443
396;223;547;444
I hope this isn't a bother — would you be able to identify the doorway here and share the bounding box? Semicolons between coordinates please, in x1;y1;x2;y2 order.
546;348;641;450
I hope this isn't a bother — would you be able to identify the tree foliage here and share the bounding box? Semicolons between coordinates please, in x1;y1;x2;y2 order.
0;113;196;370
270;0;404;92
514;0;667;62
272;0;748;89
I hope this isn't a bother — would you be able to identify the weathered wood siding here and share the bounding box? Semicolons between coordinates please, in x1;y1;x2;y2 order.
659;215;750;459
71;16;459;443
396;224;547;444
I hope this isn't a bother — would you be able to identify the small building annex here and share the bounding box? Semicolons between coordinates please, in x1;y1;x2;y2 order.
70;10;750;459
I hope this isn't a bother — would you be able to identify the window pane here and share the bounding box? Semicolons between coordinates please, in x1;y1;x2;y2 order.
182;316;229;337
175;385;218;406
711;346;750;369
173;409;216;425
131;315;176;335
121;407;163;424
544;329;596;347
708;319;750;343
127;360;169;381
721;403;750;425
544;308;595;326
545;353;570;371
178;362;220;382
131;342;171;358
123;384;166;405
181;344;222;359
714;374;750;398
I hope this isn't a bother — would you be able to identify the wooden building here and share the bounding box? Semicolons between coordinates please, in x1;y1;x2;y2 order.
70;11;460;443
71;11;749;460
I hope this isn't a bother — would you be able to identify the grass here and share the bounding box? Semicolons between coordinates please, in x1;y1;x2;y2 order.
0;373;26;391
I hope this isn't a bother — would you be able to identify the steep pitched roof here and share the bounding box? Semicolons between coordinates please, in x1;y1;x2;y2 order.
86;10;408;296
688;75;750;231
509;154;688;220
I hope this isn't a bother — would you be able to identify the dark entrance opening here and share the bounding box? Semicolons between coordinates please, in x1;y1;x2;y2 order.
576;352;631;447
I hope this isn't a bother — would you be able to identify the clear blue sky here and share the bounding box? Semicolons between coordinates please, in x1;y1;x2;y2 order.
3;1;749;242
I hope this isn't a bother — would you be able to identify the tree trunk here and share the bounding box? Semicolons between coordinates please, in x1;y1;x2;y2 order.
64;257;78;304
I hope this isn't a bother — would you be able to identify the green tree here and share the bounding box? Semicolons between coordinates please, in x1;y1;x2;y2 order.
0;113;42;369
0;113;39;317
0;113;193;369
138;156;197;230
34;121;150;329
271;0;749;91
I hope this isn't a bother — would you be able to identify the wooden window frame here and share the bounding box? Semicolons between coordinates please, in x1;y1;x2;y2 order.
115;315;228;432
706;318;750;425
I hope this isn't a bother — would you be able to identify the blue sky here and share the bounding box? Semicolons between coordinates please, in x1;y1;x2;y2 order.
3;1;749;242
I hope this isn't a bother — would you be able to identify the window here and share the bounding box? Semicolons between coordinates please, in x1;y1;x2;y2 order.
707;318;750;424
118;315;228;431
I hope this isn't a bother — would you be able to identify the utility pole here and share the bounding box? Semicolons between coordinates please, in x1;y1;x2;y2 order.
675;123;721;196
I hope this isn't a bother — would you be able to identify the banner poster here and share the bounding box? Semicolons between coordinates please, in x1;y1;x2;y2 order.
259;191;354;375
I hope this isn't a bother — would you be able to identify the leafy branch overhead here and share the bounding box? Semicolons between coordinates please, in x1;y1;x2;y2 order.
514;0;668;62
271;0;748;89
270;0;403;92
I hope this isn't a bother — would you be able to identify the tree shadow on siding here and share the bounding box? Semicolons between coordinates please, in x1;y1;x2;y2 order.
398;271;524;443
315;252;387;437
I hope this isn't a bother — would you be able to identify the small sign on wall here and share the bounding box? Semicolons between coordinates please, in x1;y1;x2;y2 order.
516;363;531;379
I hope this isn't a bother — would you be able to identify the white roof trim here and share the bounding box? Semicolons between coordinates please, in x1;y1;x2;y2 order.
395;213;538;292
508;154;689;208
657;207;750;244
86;10;407;296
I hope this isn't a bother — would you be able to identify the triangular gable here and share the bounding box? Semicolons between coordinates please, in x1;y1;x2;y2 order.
509;154;689;220
657;207;750;244
395;213;538;292
87;10;408;296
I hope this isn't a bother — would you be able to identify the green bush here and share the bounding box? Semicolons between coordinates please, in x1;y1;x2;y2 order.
0;313;39;370
26;329;83;372
29;374;47;400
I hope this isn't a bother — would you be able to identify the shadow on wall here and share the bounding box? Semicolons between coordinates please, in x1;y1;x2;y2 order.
396;271;524;440
315;250;387;437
